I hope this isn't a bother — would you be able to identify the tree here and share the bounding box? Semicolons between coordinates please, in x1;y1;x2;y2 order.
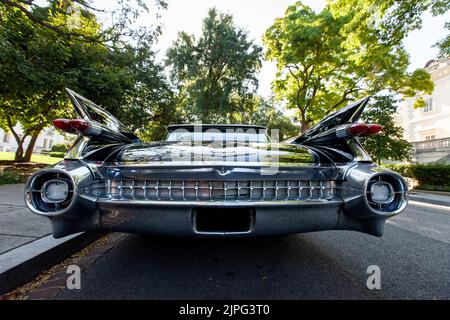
0;0;167;46
263;2;435;132
436;22;450;58
329;0;449;96
166;8;263;123
0;1;171;161
328;0;450;55
247;97;300;141
360;95;412;164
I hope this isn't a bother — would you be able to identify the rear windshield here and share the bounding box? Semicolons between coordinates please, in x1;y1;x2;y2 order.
165;127;269;143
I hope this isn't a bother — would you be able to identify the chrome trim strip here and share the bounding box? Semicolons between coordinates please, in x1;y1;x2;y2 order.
96;199;342;207
88;179;338;202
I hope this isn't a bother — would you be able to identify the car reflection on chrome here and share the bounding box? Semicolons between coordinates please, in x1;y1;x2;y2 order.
25;89;408;238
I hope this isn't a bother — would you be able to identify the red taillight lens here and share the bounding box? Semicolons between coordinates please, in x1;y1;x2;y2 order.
53;119;89;134
68;119;89;132
53;119;74;133
347;123;369;136
347;123;382;137
364;124;383;136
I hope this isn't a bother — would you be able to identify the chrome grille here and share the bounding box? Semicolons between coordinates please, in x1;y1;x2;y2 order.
86;179;337;201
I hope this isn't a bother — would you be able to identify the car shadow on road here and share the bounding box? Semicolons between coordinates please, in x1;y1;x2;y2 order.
54;232;372;299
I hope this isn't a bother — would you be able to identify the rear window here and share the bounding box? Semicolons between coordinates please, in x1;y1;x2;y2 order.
165;127;269;143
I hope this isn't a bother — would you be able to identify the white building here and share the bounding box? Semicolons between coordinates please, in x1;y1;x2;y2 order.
0;125;69;154
395;57;450;163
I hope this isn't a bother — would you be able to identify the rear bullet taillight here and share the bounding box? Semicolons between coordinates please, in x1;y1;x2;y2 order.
347;123;382;137
53;119;89;134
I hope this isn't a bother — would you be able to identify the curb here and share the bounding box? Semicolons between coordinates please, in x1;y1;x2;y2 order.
0;231;103;295
24;233;127;300
409;195;450;207
410;189;450;197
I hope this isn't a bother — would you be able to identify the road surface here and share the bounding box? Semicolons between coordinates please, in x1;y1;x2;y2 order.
52;201;450;299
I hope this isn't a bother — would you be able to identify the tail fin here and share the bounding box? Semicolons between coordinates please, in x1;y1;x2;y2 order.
293;97;380;162
53;89;139;143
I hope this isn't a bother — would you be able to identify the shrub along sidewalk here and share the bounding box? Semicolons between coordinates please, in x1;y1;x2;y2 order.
383;163;450;192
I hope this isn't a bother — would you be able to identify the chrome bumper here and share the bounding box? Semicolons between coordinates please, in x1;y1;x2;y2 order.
96;199;343;237
25;161;408;238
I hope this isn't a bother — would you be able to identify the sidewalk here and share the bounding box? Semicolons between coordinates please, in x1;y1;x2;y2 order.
409;190;450;207
0;184;51;255
0;183;103;295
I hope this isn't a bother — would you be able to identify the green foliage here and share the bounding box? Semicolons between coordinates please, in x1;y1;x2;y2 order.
329;0;449;45
329;0;450;59
383;163;450;191
382;163;414;177
0;0;168;46
0;1;172;160
166;8;263;123
0;171;22;185
49;151;66;158
50;143;69;153
264;2;435;132
360;95;412;163
247;97;299;140
410;163;450;187
415;184;450;192
435;22;450;58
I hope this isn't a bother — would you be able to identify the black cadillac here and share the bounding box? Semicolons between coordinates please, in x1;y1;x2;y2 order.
25;89;408;238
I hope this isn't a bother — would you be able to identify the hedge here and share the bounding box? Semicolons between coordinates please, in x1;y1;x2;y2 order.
49;151;66;158
50;144;69;153
382;163;413;177
382;163;450;190
415;184;450;192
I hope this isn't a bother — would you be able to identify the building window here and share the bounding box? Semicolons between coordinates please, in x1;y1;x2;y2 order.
3;133;10;143
49;140;53;148
43;139;48;149
423;98;433;112
47;128;55;136
425;135;435;141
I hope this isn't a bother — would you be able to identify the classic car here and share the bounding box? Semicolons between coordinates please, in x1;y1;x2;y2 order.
25;89;408;238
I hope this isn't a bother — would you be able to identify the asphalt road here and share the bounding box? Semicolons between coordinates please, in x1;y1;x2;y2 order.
54;201;450;300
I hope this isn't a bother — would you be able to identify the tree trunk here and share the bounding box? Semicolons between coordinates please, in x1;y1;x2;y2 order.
300;110;309;133
22;132;40;162
14;143;25;161
5;117;27;162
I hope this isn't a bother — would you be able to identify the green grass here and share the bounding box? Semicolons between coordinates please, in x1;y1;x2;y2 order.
0;151;62;164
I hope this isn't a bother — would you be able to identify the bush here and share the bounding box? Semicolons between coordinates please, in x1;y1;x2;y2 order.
0;171;22;185
415;184;450;192
50;144;69;153
382;163;450;192
410;163;450;187
49;151;65;158
382;163;413;177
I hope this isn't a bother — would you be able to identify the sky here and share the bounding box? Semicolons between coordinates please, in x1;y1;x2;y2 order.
95;0;449;97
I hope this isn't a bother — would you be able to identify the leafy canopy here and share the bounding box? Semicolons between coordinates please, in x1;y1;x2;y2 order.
0;1;172;160
361;95;412;164
166;8;263;123
328;0;450;56
263;2;435;132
